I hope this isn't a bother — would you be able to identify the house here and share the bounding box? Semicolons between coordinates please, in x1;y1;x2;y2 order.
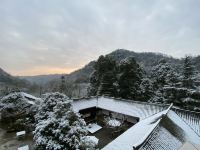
72;96;200;150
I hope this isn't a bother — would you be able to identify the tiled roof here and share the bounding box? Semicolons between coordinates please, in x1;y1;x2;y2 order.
72;97;200;150
139;125;182;150
173;108;200;136
72;96;167;120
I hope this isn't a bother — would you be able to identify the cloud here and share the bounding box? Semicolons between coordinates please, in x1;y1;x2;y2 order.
0;0;200;75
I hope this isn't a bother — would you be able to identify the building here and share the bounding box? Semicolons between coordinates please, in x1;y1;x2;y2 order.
72;96;200;150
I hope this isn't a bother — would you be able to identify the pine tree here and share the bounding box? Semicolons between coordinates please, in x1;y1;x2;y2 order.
151;59;179;88
34;92;95;150
183;56;195;88
88;55;117;97
98;71;117;97
139;78;154;101
60;75;66;93
118;57;143;99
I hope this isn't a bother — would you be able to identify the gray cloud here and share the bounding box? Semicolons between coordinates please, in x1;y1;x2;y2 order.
0;0;200;75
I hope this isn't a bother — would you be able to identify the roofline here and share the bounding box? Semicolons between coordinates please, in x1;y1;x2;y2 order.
73;95;171;108
132;103;173;149
172;107;200;114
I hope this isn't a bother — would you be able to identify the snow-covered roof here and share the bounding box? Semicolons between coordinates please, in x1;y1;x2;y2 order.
103;108;170;150
167;110;200;144
72;96;167;120
139;110;200;150
173;108;200;136
72;97;200;150
139;124;183;150
72;97;97;112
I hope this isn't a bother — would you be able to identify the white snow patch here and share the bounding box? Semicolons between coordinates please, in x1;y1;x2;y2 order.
16;131;26;136
18;145;29;150
21;92;41;101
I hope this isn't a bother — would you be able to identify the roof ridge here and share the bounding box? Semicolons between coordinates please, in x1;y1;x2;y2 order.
102;95;170;107
140;103;173;121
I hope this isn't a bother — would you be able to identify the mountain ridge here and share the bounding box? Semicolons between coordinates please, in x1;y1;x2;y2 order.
15;49;200;85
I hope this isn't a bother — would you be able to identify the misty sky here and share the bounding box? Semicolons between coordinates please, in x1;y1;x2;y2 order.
0;0;200;76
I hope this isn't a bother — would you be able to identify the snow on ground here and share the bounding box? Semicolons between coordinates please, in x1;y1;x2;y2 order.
167;110;200;145
72;96;166;120
16;131;26;137
102;109;169;150
18;145;29;150
86;123;102;134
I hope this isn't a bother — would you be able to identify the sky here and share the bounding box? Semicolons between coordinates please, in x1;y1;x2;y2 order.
0;0;200;76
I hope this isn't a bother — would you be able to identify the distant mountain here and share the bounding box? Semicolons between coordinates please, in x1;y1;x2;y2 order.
0;68;13;84
19;61;95;85
65;61;95;83
19;74;63;85
64;49;200;84
18;49;200;85
0;67;28;87
108;49;181;69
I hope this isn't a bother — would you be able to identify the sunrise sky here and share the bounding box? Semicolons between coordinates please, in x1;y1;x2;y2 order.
0;0;200;76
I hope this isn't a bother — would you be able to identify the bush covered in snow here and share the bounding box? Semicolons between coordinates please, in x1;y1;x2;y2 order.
0;92;37;131
34;92;95;150
107;119;121;127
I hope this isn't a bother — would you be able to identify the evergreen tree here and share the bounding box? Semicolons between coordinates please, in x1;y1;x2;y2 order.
0;92;37;131
139;78;154;101
118;57;143;99
98;71;117;96
151;59;179;88
60;75;66;93
183;56;195;88
34;92;95;150
88;55;117;97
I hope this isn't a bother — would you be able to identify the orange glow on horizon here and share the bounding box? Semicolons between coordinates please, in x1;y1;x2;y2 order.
11;66;82;76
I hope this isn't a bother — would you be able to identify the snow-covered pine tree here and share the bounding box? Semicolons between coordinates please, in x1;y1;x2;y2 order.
0;92;37;131
34;92;95;150
182;56;195;88
150;59;180;103
88;55;117;97
118;57;143;99
139;78;154;101
60;75;66;93
88;70;99;96
98;70;118;97
151;59;179;88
